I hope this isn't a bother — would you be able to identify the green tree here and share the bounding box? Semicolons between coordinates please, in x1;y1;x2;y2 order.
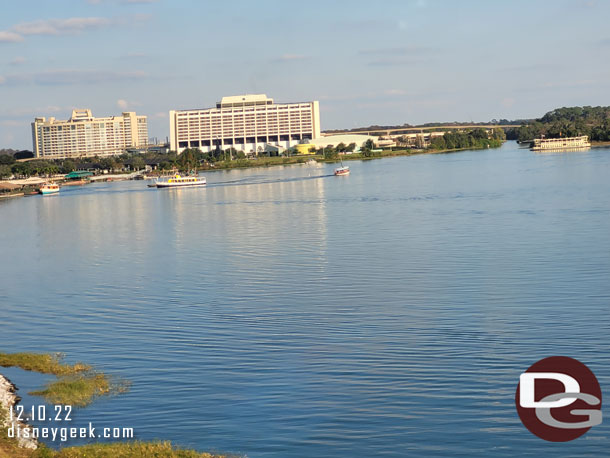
430;136;447;150
99;157;117;171
491;128;506;141
62;159;76;173
0;155;16;165
223;147;239;161
11;162;32;177
131;156;145;171
178;148;201;170
0;164;12;178
159;161;172;171
471;128;488;140
323;148;338;160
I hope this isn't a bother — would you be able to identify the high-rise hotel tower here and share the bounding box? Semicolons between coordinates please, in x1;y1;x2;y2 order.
169;94;320;154
32;109;148;159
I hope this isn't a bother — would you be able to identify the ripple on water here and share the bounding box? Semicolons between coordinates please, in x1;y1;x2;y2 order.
1;144;609;457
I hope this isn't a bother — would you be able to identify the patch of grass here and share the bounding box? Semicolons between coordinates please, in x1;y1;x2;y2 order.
2;354;223;457
0;352;127;407
31;441;223;457
29;373;129;408
0;353;89;376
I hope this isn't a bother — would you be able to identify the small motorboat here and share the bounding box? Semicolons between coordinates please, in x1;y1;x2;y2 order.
39;183;60;195
334;166;350;176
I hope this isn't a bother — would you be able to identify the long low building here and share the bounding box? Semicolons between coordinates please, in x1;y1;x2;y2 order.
298;134;378;152
32;109;148;159
169;94;321;154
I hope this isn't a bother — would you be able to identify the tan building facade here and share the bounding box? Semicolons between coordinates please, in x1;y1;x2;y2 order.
169;94;321;154
32;109;148;159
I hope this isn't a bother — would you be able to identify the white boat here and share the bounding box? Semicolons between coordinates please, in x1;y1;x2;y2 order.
39;183;60;195
531;135;591;151
154;174;206;188
334;166;350;176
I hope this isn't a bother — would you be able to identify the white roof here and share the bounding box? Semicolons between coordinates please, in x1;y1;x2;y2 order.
219;94;271;104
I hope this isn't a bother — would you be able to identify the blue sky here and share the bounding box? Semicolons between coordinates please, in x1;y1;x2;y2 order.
1;0;609;149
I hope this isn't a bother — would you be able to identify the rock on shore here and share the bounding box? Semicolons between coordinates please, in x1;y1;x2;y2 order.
0;373;38;449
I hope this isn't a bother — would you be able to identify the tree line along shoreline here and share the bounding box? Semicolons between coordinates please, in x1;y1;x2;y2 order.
0;128;507;181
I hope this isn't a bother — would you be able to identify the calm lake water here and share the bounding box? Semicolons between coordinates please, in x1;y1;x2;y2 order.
1;141;609;456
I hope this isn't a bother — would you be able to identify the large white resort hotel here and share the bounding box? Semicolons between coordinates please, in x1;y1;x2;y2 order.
32;109;148;159
169;94;321;155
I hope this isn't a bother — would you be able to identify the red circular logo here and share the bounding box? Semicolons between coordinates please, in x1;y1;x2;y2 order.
515;356;602;441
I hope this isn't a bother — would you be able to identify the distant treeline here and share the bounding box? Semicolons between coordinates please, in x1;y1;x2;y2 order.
429;128;506;150
418;119;528;128
0;152;175;179
0;148;18;156
506;106;610;142
325;119;528;134
0;148;286;179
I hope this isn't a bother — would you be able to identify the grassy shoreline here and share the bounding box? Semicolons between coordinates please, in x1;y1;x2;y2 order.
0;352;125;408
197;144;498;173
1;352;224;457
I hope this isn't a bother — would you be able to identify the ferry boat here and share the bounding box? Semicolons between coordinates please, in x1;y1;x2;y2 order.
154;174;207;188
531;135;591;151
39;183;60;195
334;166;350;176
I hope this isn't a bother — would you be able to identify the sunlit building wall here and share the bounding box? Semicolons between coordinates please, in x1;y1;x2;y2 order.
32;109;148;159
169;94;321;154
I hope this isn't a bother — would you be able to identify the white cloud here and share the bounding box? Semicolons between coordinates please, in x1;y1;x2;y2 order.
117;99;129;110
12;17;112;36
0;15;150;44
0;106;62;117
0;69;149;86
0;31;24;43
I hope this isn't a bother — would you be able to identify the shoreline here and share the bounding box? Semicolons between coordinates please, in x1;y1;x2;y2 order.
0;147;462;195
0;144;504;199
0;372;38;450
191;144;499;174
1;370;220;457
6;138;605;193
591;140;610;147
